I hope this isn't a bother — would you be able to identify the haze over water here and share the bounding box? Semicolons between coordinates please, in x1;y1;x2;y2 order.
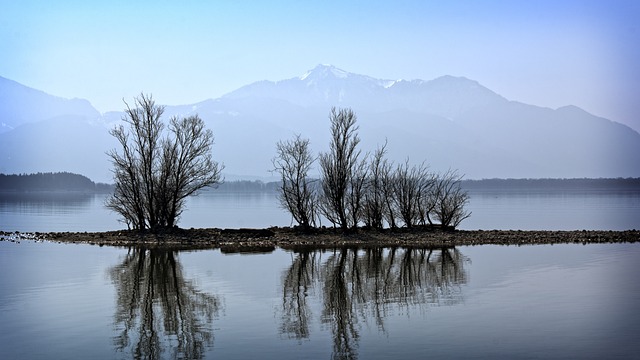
1;187;638;232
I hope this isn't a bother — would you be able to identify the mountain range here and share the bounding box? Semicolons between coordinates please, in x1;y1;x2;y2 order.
1;64;639;183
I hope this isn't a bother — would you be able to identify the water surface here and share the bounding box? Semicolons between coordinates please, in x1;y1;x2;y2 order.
1;188;639;232
1;241;638;359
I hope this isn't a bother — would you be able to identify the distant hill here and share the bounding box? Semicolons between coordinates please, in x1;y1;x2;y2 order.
0;76;115;181
1;65;639;181
0;76;100;133
0;172;112;192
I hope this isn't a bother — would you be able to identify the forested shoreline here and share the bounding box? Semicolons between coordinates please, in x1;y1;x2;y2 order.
0;172;113;192
462;177;640;191
2;172;639;193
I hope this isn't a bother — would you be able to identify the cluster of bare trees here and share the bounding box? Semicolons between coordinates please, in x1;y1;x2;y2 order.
318;108;368;231
107;94;223;230
273;135;318;231
273;107;471;231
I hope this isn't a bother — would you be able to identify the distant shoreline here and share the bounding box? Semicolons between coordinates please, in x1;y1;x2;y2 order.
3;173;640;193
2;227;638;252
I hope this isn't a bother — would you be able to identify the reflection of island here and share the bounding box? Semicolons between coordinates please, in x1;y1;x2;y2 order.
109;249;222;359
280;247;469;359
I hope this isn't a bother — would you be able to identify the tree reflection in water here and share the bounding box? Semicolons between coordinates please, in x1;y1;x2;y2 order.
280;247;469;360
109;249;221;359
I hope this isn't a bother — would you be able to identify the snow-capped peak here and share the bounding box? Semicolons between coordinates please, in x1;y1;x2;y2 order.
383;80;400;88
299;64;350;81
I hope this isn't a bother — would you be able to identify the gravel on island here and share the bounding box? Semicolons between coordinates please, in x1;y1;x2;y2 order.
1;227;638;252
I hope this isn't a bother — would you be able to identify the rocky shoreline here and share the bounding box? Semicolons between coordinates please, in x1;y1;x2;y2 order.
1;227;638;252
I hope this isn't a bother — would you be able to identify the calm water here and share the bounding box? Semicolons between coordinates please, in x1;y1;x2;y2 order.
1;188;639;232
0;241;638;359
1;188;639;358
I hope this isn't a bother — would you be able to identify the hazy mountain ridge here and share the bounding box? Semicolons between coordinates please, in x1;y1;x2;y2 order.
223;65;507;116
0;76;101;132
1;65;639;182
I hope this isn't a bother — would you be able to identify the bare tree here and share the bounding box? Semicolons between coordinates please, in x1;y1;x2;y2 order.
107;128;145;229
432;170;471;229
272;135;317;230
318;107;363;231
380;156;397;229
107;94;162;230
416;169;437;226
363;141;390;229
392;160;432;228
346;156;368;229
155;115;223;228
106;93;223;231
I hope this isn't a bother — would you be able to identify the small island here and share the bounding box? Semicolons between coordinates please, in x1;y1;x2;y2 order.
2;227;638;252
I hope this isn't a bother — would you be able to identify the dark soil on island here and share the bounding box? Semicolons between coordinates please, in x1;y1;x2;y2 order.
1;227;638;252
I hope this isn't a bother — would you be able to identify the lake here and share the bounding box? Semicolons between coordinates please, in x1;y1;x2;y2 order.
1;187;639;232
0;240;638;359
1;188;639;359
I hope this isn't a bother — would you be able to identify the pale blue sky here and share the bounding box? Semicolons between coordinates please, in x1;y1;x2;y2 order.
2;0;639;131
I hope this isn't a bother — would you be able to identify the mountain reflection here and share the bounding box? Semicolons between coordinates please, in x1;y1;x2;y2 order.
280;247;469;360
109;249;221;359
